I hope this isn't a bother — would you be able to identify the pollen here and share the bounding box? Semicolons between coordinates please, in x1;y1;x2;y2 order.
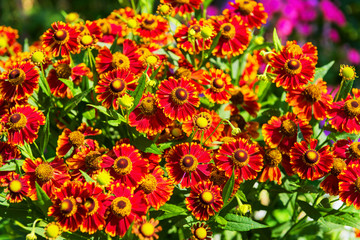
8;113;27;131
303;84;321;103
55;63;72;79
53;29;69;44
8;68;26;85
35;163;54;182
112;52;130;70
111;196;132;218
139;174;158;194
110;78;126;94
80;35;93;46
232;149;249;167
285;59;302;75
140;97;157;115
171;87;189;105
45;222;62;239
68;130;85;147
264;148;282;167
180;155;199;173
220;23;236;39
211;78;225;92
280;119;297;137
194;227;207;239
237;0;256;15
85;151;102;170
303;150;320;166
349;142;360;159
339;64;357;81
113;156;133;175
344;99;360;118
60;197;77;217
31;51;46;65
331;158;346;176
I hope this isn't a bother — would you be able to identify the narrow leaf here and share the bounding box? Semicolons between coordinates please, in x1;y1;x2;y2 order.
39;110;50;154
314;61;335;82
224;214;268;231
63;87;93;114
79;170;95;183
34;182;53;215
0;160;24;171
110;35;119;53
324;213;360;229
222;168;235;203
335;78;354;102
273;28;282;52
298;200;322;220
131;136;162;154
87;104;111;117
130;67;149;112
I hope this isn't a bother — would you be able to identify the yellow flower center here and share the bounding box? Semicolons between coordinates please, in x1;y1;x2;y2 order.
65;12;79;23
303;84;321;103
127;19;137;29
110;78;126;94
84;197;99;216
194;227;207;239
60;197;77;217
55;63;72;79
9;180;22;193
8;113;27;131
211;78;225;92
171;127;183;138
142;17;158;31
303;150;320;166
141;222;155;237
85;151;102;170
140;97;157;115
286;44;303;55
80;35;94;46
35;163;54;183
140;174;158;194
344;99;360;118
194;112;212;130
53;29;69;44
200;191;214;205
349;142;360;159
31;51;45;64
174;67;192;79
111;196;132;218
238;0;256;15
220;23;236;39
113;156;133;175
232;149;249;167
171;87;189;105
45;222;62;239
0;36;8;48
201;26;213;39
8;68;26;85
341;66;356;80
112;52;130;69
264;148;282;167
280;119;297;137
180;154;199;173
96;169;113;186
285;59;302;75
146;55;158;65
355;178;360;192
159;4;171;14
331;158;346;176
188;24;202;38
68;130;85;147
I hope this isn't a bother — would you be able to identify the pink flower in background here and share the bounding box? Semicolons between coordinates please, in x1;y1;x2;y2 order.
207;5;219;16
276;18;293;38
329;28;340;43
348;48;360;65
261;0;282;16
320;0;346;26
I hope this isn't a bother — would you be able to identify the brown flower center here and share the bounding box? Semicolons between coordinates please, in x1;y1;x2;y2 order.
230;114;246;130
180;154;199;173
171;87;189;105
285;59;302;75
85;151;102;170
211;78;225;92
60;197;77;217
113;156;132;175
200;190;214;205
112;52;130;69
84;197;99;216
55;64;72;79
8;69;26;85
68;130;85;147
344;99;360;118
54;29;69;43
280;119;297;137
264;149;282;167
111;196;132;218
232;149;249;167
8;113;27;131
238;0;256;15
303;84;321;103
331;158;346;176
220;23;236;39
230;90;244;105
139;174;158;194
140;97;157;115
210;169;228;186
355;178;360;192
174;67;192;79
142;17;158;31
110;78;126;94
35;163;54;182
303;150;320;166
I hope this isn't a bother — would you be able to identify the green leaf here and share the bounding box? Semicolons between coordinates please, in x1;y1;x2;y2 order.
202;31;221;66
63;87;93;115
222;169;235;203
335;78;354;102
224;214;268;231
215;215;228;227
314;61;335;82
324;213;360;229
257;79;272;102
272;28;282;52
130;66;149;112
79;170;95;183
296;124;305;143
87;104;111;117
0;160;24;171
159;203;187;213
38;68;51;97
236;190;247;202
110;35;119;53
59;78;81;96
18;142;34;159
34;182;53;216
131;136;162;154
298;200;322;220
39;110;50;154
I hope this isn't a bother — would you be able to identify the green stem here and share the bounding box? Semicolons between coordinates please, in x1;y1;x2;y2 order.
130;0;136;12
280;216;307;240
203;119;226;145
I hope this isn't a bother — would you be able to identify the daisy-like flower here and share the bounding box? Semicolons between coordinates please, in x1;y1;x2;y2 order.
211;15;251;57
129;93;172;136
185;181;223;221
258;148;283;185
174;18;215;55
42;21;80;57
22;157;70;199
165;142;212;188
161;0;202;16
223;0;268;29
135;13;169;41
132;217;162;240
156;76;200;122
320;158;347;196
290;139;333;181
1;104;45;146
3;172;29;203
48;181;87;232
262;112;313;153
339;64;357;81
105;182;148;237
338;164;360;209
190;222;212;240
0;142;20;184
269;41;317;90
0;61;39;101
214;138;263;180
80;182;111;234
0;26;21;56
95;40;143;75
137;166;174;210
333;138;360;164
95;68;137;110
286;79;333;121
229;85;260;117
76;20;103;50
182;108;224;145
101;143;149;188
44;222;63;240
56;122;102;158
199;68;233;104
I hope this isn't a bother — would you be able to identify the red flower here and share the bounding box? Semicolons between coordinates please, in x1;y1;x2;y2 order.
95;68;137;110
333;138;360;164
0;61;39;101
105;182;148;237
185;181;223;221
132;217;162;240
1;104;45;146
3;172;29;203
214;138;263;180
165;142;212;188
339;164;360;209
161;0;202;16
320;158;347;196
135;13;169;40
0;26;21;56
0;142;20;184
258;148;283;184
42;21;80;57
156;76;200;122
290;139;333;181
229;85;260;117
101;143;149;188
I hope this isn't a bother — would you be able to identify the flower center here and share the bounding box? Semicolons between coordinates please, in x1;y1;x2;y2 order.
110;78;126;94
220;23;236;39
60;197;77;217
113;156;133;175
31;51;45;64
280;119;297;137
188;24;202;38
232;149;249;167
140;222;155;237
146;55;158;66
142;17;158;30
210;169;228;186
95;169;113;186
55;63;72;79
180;154;199;173
174;67;192;79
171;127;183;138
200;191;214;205
331;158;346;176
230;90;244;105
194;112;212;130
85;151;102;170
45;223;62;239
349;142;360;159
112;52;130;69
80;35;94;46
211;78;225;92
35;163;54;182
140;97;157;115
0;36;8;48
54;29;69;43
285;59;302;75
286;44;303;55
341;66;356;80
264;149;282;167
194;227;207;239
355;178;360;192
139;174;158;194
303;84;321;103
111;196;132;218
238;0;256;15
68;131;85;147
84;197;99;216
8;113;27;131
9;179;23;193
344;99;360;118
303;150;320;166
171;87;189;105
8;69;26;85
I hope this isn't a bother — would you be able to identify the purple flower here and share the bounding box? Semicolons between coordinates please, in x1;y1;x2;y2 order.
348;48;360;65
